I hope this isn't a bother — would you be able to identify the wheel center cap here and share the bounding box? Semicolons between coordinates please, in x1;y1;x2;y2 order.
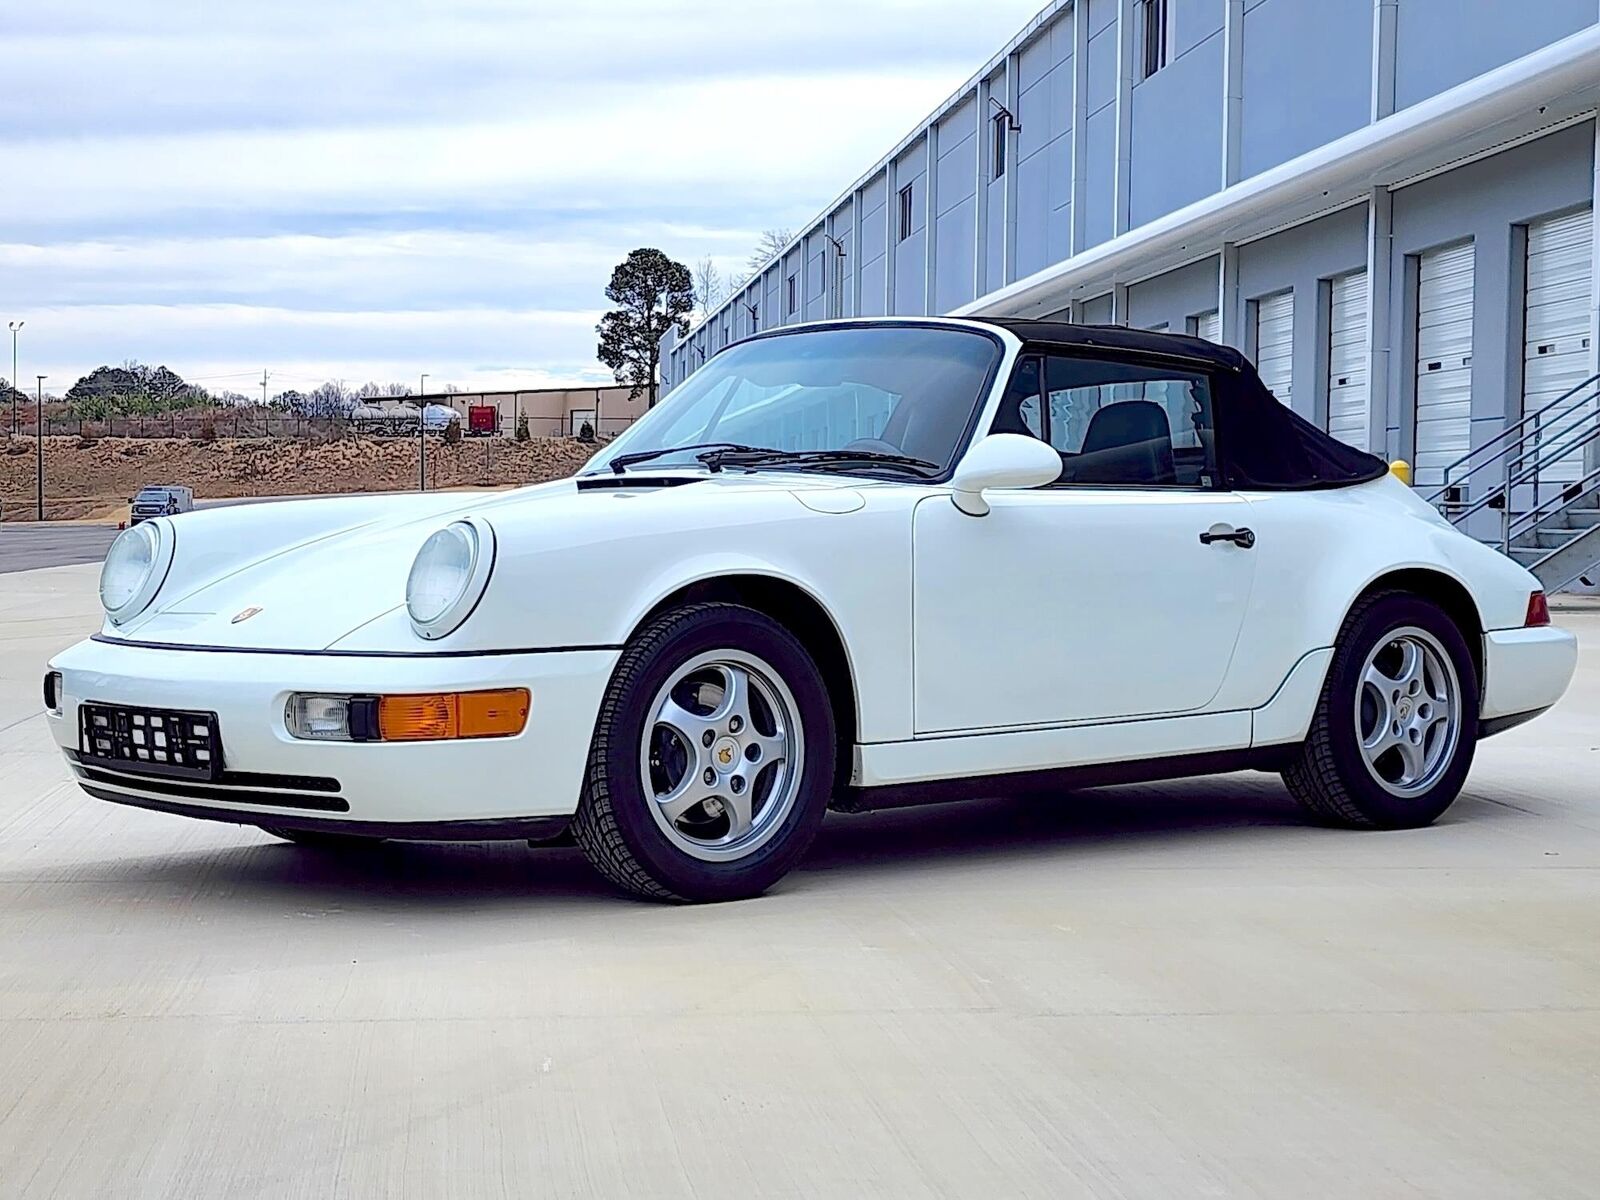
711;737;741;774
1397;699;1413;721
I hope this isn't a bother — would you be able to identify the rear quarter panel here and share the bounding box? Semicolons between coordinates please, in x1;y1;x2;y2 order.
1211;474;1539;712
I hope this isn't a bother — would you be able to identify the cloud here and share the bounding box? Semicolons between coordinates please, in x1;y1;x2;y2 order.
0;227;751;311
10;67;974;235
3;1;1041;138
23;303;615;394
2;0;1045;390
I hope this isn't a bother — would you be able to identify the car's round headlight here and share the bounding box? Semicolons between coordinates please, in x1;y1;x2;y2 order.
406;519;495;639
100;521;173;624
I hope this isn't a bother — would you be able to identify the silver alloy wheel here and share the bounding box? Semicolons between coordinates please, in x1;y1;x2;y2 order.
639;649;804;863
1354;625;1462;798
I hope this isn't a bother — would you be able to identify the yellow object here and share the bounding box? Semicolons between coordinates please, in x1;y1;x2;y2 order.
1389;460;1412;486
378;689;530;741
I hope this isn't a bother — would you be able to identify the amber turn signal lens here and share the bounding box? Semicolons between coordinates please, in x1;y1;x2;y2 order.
458;689;531;738
377;689;530;741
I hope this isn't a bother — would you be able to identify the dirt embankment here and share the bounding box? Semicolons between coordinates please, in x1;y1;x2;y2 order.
0;435;601;521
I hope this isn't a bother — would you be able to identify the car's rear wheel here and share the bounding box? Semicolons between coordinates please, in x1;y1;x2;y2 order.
261;827;385;849
572;602;836;902
1283;591;1478;829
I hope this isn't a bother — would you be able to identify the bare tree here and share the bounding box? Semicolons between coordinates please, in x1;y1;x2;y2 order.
747;228;793;276
306;380;353;417
693;256;725;324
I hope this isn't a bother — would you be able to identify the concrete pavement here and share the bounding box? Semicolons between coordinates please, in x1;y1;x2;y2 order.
2;564;1599;1198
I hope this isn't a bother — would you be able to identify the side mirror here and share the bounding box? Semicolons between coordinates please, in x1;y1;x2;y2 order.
950;434;1062;516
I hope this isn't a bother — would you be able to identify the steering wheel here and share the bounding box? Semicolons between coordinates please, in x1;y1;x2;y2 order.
841;437;902;455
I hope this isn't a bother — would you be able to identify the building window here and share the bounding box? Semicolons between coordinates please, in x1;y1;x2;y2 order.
1140;0;1170;80
992;112;1008;180
786;274;797;315
898;183;914;242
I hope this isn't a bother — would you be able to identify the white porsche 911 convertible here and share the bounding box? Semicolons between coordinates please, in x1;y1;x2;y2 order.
46;319;1578;901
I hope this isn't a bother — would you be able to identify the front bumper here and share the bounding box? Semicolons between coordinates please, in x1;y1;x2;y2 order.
46;638;619;831
1479;625;1579;730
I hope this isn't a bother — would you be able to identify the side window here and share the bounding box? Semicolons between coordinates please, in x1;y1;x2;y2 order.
1045;355;1216;486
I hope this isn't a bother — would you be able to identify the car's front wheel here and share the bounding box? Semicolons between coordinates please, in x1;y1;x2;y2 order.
572;602;836;902
1283;591;1478;829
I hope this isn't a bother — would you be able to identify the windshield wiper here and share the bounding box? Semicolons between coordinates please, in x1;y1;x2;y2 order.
697;447;942;477
607;442;763;475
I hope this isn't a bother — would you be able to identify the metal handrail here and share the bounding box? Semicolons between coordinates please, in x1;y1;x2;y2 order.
1507;467;1600;546
1427;372;1600;504
1438;403;1600;530
1485;420;1600;551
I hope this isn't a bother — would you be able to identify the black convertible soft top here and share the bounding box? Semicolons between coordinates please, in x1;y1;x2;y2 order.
973;318;1390;491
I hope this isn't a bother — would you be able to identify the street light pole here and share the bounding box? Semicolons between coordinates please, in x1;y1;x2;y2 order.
7;320;22;436
418;373;429;492
35;375;46;521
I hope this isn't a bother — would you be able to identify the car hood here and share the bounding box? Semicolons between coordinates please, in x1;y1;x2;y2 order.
106;473;892;652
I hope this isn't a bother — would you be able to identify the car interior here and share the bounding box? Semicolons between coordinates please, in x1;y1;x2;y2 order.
990;351;1217;488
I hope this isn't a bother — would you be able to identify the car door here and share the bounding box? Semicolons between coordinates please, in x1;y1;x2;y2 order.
912;350;1258;734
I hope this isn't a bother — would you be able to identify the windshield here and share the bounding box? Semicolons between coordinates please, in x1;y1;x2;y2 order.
586;324;1003;477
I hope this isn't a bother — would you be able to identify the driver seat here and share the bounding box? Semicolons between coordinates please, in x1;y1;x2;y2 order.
1068;400;1176;485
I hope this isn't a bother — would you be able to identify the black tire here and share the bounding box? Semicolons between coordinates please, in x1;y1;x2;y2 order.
1283;591;1479;829
571;602;837;902
261;827;385;849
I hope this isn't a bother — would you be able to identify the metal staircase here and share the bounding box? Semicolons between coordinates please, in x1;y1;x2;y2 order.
1429;373;1600;592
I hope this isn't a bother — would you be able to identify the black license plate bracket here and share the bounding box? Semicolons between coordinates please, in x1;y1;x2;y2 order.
78;703;223;781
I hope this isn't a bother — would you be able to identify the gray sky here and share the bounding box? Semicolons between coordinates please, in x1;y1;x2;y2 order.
3;0;1043;397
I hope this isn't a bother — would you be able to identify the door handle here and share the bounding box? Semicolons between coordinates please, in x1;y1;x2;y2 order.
1199;526;1255;549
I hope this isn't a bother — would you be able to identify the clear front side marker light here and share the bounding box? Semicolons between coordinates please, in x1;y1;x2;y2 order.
285;694;375;742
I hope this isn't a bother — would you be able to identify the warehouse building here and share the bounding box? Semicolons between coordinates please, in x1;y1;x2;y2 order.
661;1;1600;511
389;385;642;437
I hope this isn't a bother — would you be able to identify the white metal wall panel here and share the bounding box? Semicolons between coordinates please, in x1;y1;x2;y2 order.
1414;241;1475;489
1254;291;1294;403
1192;309;1221;343
1524;207;1594;483
1327;270;1369;450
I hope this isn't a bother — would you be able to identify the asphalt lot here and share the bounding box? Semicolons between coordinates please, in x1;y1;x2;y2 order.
2;564;1598;1198
0;504;303;576
0;493;437;576
0;523;120;574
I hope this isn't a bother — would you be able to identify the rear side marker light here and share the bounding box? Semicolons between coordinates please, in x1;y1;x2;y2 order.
1525;591;1551;628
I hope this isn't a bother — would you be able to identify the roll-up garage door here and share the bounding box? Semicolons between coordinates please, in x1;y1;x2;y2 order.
1193;310;1220;343
1254;291;1294;403
1524;208;1594;484
1327;270;1370;450
1414;241;1475;490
